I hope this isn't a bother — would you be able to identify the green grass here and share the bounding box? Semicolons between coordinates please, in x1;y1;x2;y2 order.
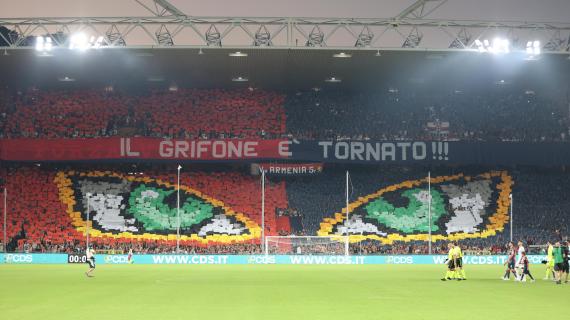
0;264;566;320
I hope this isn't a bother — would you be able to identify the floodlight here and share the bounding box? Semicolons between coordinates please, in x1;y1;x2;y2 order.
489;38;496;53
526;41;533;54
45;37;52;51
229;51;248;57
502;39;510;53
35;36;53;52
476;38;509;54
333;52;352;58
35;36;44;51
58;76;76;82
325;77;341;83
474;39;485;52
69;33;89;51
526;40;541;56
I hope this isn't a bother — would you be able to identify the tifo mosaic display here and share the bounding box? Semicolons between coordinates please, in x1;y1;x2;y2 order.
56;171;262;244
319;171;512;244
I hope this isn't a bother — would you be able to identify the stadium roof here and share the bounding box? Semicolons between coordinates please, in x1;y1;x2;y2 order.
1;1;569;90
1;47;569;91
1;1;570;51
3;0;570;22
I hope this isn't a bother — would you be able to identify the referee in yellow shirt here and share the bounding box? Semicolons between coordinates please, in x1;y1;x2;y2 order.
453;242;466;280
441;243;456;281
544;242;555;280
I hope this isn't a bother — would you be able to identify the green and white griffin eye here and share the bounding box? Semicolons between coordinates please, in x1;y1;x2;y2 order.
57;171;259;243
320;171;512;244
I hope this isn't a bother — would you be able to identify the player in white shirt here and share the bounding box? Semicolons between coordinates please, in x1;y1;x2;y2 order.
85;248;96;277
515;241;525;281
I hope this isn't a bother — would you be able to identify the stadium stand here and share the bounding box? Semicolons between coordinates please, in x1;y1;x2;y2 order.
285;89;569;142
0;87;567;142
0;86;569;254
0;165;286;253
286;165;570;254
1;88;286;139
3;89;131;138
133;89;286;139
1;163;568;254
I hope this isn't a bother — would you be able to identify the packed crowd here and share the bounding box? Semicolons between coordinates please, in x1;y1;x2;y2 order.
0;87;568;142
351;240;509;255
1;164;568;254
16;241;263;255
12;239;553;256
286;165;570;248
1;164;287;254
0;88;286;139
285;89;569;142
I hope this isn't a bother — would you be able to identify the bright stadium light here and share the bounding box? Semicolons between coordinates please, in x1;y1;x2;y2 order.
69;33;104;51
69;33;89;50
333;52;352;58
58;76;76;82
35;36;44;51
229;51;248;57
526;40;541;55
492;38;509;53
45;37;53;51
502;39;510;53
474;39;485;52
533;40;540;54
474;38;509;54
325;77;341;83
35;36;53;52
232;76;248;82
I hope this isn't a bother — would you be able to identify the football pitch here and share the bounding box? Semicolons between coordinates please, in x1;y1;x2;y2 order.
0;264;565;320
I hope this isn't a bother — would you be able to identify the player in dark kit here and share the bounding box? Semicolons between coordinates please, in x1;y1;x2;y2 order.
502;242;517;280
518;251;535;282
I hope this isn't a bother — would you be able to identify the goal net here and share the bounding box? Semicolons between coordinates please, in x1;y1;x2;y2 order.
264;236;349;256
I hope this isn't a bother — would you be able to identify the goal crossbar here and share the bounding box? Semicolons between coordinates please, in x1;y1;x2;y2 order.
264;236;349;256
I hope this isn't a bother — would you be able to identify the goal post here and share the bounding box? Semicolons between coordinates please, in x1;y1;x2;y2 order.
264;236;350;256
